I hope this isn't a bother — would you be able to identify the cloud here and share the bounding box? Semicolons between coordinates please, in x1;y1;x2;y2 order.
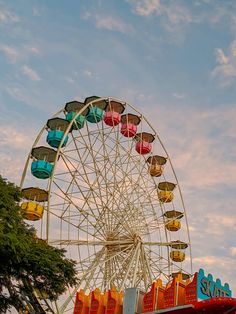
65;77;75;84
94;15;132;34
129;0;192;24
0;44;41;64
212;42;236;86
26;46;40;55
172;93;186;99
230;247;236;256
205;214;236;236
21;65;41;81
0;125;35;183
130;0;161;16
0;7;19;23
147;103;236;191
193;255;235;277
5;84;41;107
5;86;28;102
83;70;93;77
164;3;192;25
0;44;20;62
129;0;193;26
0;125;33;150
128;0;193;41
193;255;221;267
215;48;229;65
32;6;45;17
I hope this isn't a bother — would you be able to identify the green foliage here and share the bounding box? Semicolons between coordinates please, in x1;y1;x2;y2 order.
0;176;77;313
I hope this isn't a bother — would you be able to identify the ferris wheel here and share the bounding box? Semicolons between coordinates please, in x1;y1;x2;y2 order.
20;96;192;313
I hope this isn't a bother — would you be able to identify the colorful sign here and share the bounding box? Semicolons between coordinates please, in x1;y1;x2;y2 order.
197;268;232;300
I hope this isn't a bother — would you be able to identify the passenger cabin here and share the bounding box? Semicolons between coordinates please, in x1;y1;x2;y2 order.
158;181;176;203
65;100;89;130
169;241;188;263
21;187;48;221
104;100;125;126
164;210;184;232
31;146;57;179
46;117;69;148
147;155;167;177
135;132;155;155
120;113;141;137
84;96;107;123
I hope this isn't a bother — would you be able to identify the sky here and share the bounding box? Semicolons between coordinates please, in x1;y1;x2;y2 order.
0;0;236;296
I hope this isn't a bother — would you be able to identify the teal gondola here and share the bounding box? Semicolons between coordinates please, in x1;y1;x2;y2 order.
84;96;107;123
86;107;104;123
46;118;70;149
46;130;69;148
31;160;53;179
66;111;85;130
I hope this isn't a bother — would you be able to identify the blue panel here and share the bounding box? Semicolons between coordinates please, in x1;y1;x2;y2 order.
86;107;104;123
46;130;69;148
31;160;53;179
197;268;232;300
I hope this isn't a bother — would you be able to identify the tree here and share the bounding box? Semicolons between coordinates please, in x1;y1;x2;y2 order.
0;176;77;313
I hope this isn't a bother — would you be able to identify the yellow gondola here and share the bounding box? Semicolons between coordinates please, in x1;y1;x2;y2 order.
165;219;181;231
147;155;167;177
170;250;185;262
158;181;176;203
21;187;48;221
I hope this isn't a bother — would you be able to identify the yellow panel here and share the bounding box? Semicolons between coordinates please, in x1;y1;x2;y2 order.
28;202;37;211
170;251;185;262
21;202;44;221
21;202;28;210
158;191;174;203
165;219;181;231
149;164;163;177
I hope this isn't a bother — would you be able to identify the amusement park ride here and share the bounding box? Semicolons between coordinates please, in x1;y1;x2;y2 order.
19;97;235;314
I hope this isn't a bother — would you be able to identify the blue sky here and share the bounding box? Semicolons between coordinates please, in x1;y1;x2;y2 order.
0;0;236;294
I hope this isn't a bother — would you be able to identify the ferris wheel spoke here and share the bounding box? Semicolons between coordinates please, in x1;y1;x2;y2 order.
61;242;134;313
65;133;105;197
50;187;105;241
142;246;173;279
47;209;103;241
131;244;142;287
52;175;108;239
119;242;141;290
60;247;106;313
85;122;142;234
76;125;138;236
80;123;116;234
114;145;144;233
59;153;113;237
107;245;136;287
140;245;149;289
48;239;134;246
76;122;149;238
59;154;104;219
